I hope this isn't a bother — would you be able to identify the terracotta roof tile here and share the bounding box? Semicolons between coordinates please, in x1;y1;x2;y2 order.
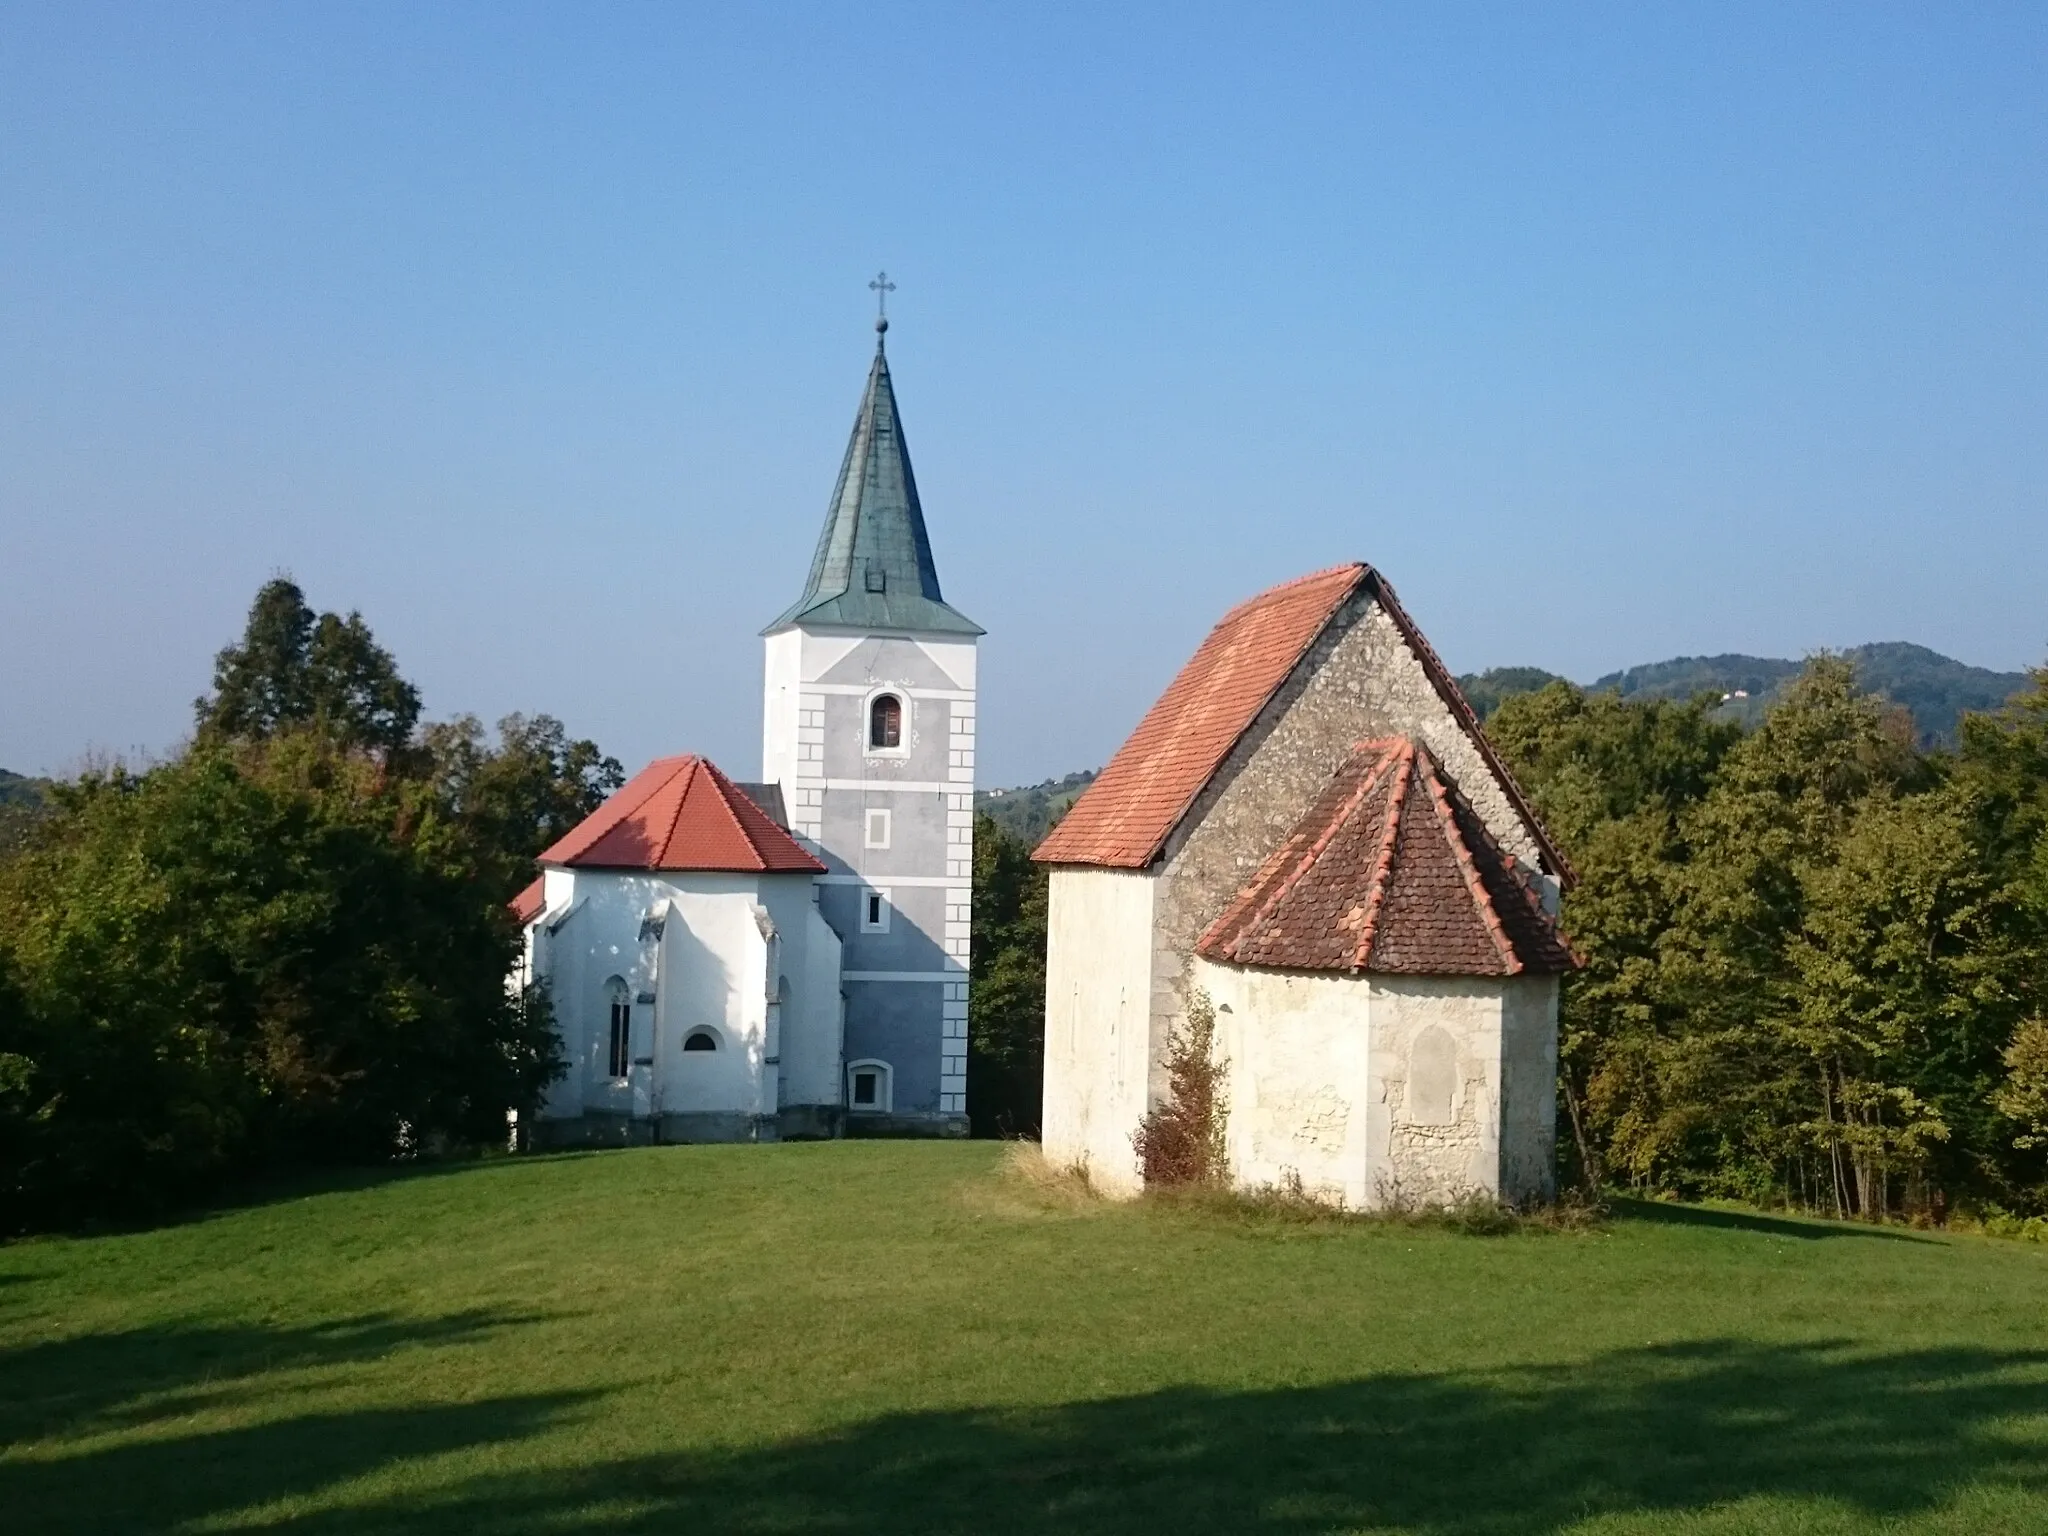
508;876;545;926
1197;738;1577;977
538;756;824;874
1034;564;1365;867
1032;562;1572;886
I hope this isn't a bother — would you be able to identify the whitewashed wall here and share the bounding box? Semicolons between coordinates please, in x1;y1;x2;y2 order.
1194;959;1375;1207
1189;959;1553;1210
758;875;846;1110
1040;866;1158;1193
1498;973;1560;1205
1365;976;1506;1207
525;867;844;1129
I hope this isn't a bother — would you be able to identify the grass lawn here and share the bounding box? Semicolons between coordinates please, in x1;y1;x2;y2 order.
4;1142;2048;1534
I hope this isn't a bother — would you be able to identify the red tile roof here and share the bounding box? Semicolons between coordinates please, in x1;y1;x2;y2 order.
1197;738;1576;976
538;756;824;874
508;876;546;926
1032;563;1571;884
1034;564;1364;868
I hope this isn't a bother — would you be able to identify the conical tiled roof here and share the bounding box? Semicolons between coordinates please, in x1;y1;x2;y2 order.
538;755;824;873
1197;738;1577;976
765;331;981;636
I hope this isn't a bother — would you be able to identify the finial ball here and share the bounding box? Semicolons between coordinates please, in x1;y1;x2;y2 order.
876;316;889;334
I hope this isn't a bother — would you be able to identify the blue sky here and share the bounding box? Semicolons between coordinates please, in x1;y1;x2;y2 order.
3;4;2044;786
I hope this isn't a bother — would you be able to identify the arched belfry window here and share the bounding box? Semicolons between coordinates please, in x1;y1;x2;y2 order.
605;977;632;1079
868;694;902;750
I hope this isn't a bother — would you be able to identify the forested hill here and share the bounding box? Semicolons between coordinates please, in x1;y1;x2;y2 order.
974;771;1095;844
0;769;51;858
1459;642;2029;745
0;770;45;808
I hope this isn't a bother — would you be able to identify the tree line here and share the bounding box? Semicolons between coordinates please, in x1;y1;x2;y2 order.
967;656;2048;1220
8;576;2041;1227
1491;657;2048;1217
0;580;620;1231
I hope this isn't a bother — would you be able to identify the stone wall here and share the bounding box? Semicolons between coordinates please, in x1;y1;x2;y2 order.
1147;594;1545;1100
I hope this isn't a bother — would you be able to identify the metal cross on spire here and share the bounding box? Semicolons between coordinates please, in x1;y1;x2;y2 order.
868;270;896;332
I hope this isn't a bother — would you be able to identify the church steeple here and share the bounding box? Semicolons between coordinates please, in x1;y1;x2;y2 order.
765;324;982;636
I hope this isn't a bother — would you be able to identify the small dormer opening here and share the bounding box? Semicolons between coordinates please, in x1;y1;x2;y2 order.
864;561;887;593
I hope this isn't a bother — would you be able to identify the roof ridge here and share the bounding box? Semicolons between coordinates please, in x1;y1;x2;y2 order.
697;757;770;871
652;756;699;868
1365;571;1574;887
1107;565;1367;869
1213;561;1367;620
1413;746;1522;973
1245;743;1403;947
1351;740;1415;969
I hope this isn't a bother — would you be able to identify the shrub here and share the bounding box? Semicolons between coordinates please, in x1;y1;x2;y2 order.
1131;986;1229;1187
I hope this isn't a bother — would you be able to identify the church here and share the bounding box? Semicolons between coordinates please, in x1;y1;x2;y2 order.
512;311;979;1144
509;310;1576;1193
1035;563;1578;1206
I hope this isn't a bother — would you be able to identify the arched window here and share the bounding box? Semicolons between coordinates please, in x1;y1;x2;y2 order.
682;1028;719;1052
868;693;902;750
605;978;632;1079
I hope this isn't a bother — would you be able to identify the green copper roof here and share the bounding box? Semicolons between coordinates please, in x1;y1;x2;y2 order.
766;330;983;636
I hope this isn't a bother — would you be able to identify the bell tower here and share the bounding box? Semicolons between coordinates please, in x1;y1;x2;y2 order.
762;302;981;1132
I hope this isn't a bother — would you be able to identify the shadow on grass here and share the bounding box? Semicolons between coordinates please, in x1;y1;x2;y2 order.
11;1337;2047;1534
0;1309;550;1452
1611;1198;1939;1244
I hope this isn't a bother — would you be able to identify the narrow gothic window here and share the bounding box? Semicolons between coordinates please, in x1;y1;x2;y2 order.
606;983;632;1079
869;694;902;749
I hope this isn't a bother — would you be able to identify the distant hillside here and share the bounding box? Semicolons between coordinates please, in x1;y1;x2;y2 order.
0;769;45;809
1459;644;2029;745
1457;668;1571;720
975;771;1096;846
980;648;2030;829
0;768;51;859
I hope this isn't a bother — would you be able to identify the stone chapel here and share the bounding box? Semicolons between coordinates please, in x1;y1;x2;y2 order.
512;315;979;1144
1035;563;1578;1206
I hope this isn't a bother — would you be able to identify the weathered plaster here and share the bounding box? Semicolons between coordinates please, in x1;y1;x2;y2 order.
1150;595;1544;1086
1041;866;1158;1194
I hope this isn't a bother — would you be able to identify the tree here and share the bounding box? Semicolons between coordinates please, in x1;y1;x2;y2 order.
968;814;1048;1136
0;733;562;1230
1486;682;1741;1188
423;713;624;898
197;578;421;758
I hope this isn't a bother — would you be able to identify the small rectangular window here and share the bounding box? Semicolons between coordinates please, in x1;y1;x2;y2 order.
853;1070;878;1106
861;889;890;932
864;808;891;849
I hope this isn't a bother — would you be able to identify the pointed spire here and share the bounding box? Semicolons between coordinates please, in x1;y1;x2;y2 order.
765;324;982;636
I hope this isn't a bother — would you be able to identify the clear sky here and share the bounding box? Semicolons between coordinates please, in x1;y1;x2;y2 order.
3;4;2044;788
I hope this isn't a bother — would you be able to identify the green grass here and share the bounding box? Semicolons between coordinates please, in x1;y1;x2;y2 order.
4;1143;2048;1534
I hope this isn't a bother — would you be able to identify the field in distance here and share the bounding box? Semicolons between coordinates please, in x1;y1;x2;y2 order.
5;1141;2047;1534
